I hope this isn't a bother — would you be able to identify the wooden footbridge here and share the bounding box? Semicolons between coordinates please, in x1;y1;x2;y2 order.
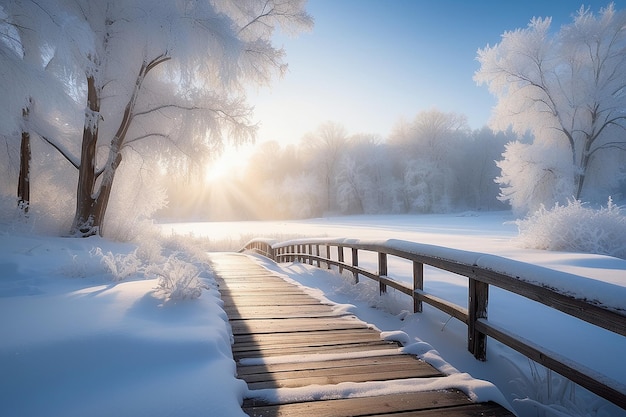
210;253;515;417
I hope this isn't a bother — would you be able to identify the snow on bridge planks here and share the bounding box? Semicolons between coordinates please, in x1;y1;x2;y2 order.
210;253;514;417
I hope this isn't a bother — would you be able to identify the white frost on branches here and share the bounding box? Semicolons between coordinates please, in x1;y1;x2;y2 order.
476;4;626;205
515;198;626;259
94;243;210;300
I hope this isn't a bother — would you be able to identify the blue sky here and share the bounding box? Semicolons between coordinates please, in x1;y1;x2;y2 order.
249;1;626;145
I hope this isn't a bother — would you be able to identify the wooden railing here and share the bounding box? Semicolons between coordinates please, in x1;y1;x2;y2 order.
241;237;626;410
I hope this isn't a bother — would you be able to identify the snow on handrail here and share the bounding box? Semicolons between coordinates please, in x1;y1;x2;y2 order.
240;237;626;409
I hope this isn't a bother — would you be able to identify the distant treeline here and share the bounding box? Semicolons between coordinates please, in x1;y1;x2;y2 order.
160;111;517;221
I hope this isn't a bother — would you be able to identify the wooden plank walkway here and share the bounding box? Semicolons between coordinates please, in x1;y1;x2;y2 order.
210;253;514;417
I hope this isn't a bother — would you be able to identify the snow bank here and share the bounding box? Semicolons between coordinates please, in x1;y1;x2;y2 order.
0;232;247;417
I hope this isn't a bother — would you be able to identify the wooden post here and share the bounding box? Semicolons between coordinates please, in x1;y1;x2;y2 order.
326;245;332;269
378;252;387;294
352;248;359;283
413;261;424;313
315;244;321;267
338;246;344;274
468;279;489;361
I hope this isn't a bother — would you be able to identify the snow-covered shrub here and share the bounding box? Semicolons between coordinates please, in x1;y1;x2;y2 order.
149;255;207;300
132;229;165;265
62;252;115;279
93;248;143;281
515;198;626;259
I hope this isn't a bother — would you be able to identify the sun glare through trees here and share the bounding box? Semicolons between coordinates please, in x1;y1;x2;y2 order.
203;147;250;184
1;1;625;234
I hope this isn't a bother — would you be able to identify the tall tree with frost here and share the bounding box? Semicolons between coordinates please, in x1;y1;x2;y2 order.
388;109;469;212
475;4;626;203
4;0;311;236
70;0;311;236
0;0;79;218
303;121;349;213
0;10;30;213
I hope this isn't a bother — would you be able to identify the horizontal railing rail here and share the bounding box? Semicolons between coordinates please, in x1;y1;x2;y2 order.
240;237;626;410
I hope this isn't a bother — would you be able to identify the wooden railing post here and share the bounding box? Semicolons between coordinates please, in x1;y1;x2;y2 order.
315;244;321;267
338;246;344;274
468;279;489;361
413;261;424;313
326;245;332;269
378;252;388;294
352;248;359;283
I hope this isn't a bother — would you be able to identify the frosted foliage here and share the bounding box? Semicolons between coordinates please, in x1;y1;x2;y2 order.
496;141;575;214
515;199;626;259
149;256;206;300
91;237;209;300
280;173;324;219
231;118;509;220
0;0;311;236
475;4;626;202
335;138;394;215
402;160;437;213
103;152;167;242
336;156;372;214
94;248;143;282
509;362;597;417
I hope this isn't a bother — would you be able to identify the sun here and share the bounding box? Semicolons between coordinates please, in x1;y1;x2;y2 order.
205;155;232;183
204;145;253;183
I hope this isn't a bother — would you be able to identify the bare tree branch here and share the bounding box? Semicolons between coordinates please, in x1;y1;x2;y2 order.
39;135;80;169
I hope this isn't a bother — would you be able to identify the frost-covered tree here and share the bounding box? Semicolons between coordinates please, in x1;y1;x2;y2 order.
475;4;626;205
302;121;349;213
335;134;389;214
0;1;76;215
69;0;311;236
496;140;575;214
458;128;511;211
279;172;324;218
1;0;312;236
388;109;469;212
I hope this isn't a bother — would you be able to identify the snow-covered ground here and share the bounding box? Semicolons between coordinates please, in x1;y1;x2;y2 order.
165;211;626;416
0;232;248;417
1;211;624;416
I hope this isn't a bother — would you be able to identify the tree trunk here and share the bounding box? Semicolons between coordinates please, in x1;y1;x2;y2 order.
70;73;120;237
70;55;169;237
17;105;31;214
71;74;101;236
575;138;594;200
